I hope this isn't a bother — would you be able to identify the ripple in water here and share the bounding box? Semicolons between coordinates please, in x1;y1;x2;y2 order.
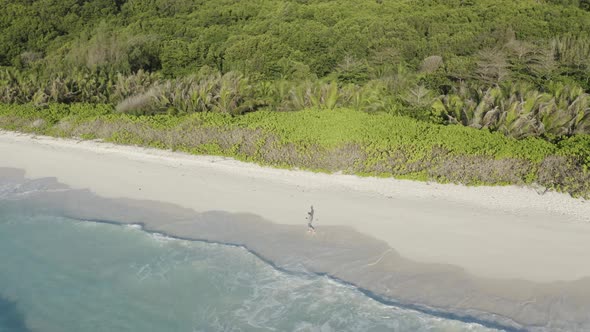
0;210;501;332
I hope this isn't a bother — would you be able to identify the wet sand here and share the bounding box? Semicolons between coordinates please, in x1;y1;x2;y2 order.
2;130;590;330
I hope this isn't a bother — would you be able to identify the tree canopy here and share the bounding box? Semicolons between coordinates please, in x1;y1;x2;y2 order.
2;0;590;140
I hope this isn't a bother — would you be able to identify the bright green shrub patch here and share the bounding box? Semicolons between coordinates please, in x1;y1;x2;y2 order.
1;103;589;197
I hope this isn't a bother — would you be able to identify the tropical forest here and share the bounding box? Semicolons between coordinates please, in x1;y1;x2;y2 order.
2;0;590;196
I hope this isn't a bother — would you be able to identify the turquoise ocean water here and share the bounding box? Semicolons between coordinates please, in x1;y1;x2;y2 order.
0;200;501;332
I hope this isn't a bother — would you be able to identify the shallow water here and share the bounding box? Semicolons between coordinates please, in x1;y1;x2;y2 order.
0;198;500;332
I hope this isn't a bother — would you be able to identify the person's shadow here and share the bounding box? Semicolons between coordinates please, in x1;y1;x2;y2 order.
0;296;32;332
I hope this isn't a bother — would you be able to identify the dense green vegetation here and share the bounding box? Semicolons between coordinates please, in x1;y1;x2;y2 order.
1;0;590;195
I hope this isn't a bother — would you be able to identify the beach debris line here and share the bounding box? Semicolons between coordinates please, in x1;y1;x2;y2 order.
306;205;316;234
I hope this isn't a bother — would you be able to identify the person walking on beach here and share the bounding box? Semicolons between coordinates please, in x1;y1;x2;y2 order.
306;205;315;234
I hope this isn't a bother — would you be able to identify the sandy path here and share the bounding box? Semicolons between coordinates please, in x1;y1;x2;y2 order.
2;130;589;282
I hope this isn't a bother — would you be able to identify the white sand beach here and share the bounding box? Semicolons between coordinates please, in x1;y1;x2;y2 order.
2;129;590;283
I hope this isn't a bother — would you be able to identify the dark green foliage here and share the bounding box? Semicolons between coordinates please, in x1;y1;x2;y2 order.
2;0;590;80
1;0;590;192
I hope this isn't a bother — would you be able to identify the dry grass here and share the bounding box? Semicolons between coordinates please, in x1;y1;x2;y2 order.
430;155;532;185
115;89;159;114
420;55;444;73
3;111;588;197
537;156;590;197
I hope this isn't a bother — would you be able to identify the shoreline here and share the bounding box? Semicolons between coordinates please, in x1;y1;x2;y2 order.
3;130;590;329
0;142;590;331
74;221;524;332
2;169;589;331
0;172;526;332
1;130;590;281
